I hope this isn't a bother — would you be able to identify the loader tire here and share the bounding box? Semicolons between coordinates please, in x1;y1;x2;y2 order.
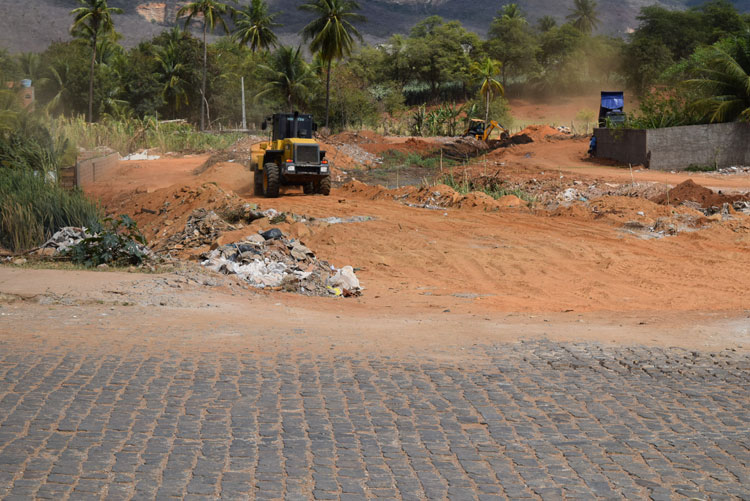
317;176;331;196
303;182;315;195
253;169;264;196
263;163;280;198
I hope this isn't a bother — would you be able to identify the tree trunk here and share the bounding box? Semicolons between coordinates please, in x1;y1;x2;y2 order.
485;92;490;124
88;36;97;123
325;58;332;129
201;22;207;131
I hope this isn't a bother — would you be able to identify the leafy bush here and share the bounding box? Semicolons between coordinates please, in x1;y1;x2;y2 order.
66;215;148;267
626;89;704;129
0;168;100;252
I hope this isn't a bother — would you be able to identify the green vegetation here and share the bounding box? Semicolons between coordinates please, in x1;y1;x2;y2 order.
0;0;747;135
299;0;365;128
70;0;123;122
439;171;535;204
0;168;100;252
685;164;718;172
380;150;457;171
66;215;147;267
177;0;237;131
232;0;281;53
55;116;242;155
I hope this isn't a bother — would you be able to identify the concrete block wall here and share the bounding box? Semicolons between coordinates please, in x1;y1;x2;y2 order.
76;152;120;187
594;128;648;167
594;122;750;171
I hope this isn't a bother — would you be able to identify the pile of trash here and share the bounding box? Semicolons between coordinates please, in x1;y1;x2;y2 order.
162;208;237;249
201;228;362;297
37;227;92;254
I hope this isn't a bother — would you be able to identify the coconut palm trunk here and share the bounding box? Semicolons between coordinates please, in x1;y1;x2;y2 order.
88;35;97;123
325;59;332;128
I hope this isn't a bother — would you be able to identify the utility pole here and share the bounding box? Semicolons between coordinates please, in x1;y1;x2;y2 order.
241;76;247;130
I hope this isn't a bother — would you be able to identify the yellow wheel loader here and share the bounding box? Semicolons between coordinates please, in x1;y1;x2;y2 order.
251;112;330;198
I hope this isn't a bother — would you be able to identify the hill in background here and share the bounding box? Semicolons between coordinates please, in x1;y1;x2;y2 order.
0;0;748;53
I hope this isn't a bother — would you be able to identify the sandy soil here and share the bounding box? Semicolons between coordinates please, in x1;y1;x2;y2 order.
3;104;750;355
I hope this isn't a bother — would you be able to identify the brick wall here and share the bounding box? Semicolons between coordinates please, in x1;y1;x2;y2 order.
594;122;750;171
75;152;120;187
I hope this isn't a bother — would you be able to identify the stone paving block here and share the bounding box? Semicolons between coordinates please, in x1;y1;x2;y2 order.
0;341;748;499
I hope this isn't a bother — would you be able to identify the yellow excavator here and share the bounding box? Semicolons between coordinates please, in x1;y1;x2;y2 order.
463;119;510;141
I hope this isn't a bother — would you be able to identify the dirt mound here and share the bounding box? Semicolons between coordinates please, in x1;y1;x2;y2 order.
651;179;748;209
328;130;377;145
506;133;534;145
341;180;410;200
518;125;569;142
403;137;437;153
107;183;250;253
228;135;267;155
552;195;707;234
442;136;489;160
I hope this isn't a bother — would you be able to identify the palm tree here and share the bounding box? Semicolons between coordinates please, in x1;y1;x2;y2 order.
232;0;281;53
45;64;72;116
18;53;48;86
685;33;750;123
177;0;236;130
537;15;557;33
501;3;525;22
70;0;123;123
154;42;190;118
0;90;20;134
566;0;600;34
256;46;316;112
299;0;365;128
471;57;505;124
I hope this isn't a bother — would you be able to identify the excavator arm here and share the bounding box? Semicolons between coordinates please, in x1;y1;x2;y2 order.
482;121;509;141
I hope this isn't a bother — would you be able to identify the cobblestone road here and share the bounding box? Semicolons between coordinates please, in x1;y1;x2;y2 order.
0;341;748;500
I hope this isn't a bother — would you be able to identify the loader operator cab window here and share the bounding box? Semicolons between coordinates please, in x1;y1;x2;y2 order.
296;118;313;139
276;115;314;140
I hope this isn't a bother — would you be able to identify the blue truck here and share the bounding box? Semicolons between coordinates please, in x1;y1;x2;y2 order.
598;91;625;127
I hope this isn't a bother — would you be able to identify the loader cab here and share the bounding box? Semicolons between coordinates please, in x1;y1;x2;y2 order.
466;119;486;138
262;112;317;141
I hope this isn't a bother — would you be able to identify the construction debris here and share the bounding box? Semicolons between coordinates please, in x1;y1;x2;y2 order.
39;227;92;253
200;230;362;297
164;208;236;249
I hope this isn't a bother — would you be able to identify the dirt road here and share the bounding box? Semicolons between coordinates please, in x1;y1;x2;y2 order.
6;131;749;354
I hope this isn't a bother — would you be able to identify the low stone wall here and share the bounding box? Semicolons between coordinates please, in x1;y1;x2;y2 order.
75;150;120;187
594;122;750;171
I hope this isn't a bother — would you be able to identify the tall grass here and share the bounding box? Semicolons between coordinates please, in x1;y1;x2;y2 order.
0;168;100;252
54;116;244;155
439;171;535;204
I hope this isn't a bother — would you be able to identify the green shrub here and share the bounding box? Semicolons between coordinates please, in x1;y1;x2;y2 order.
685;164;717;172
66;215;148;267
626;89;705;129
0;168;100;252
